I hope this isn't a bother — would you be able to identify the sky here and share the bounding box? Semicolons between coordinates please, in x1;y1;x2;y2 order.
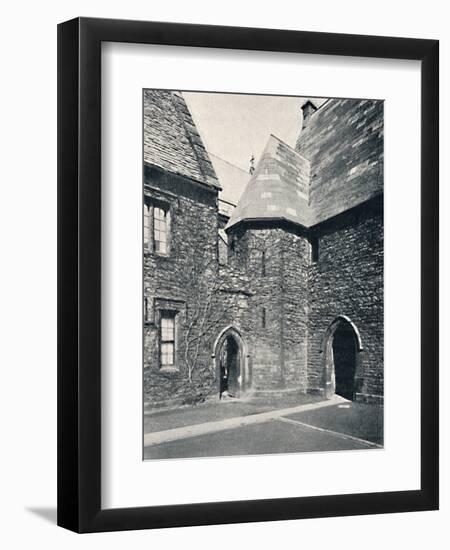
182;91;327;204
183;92;327;173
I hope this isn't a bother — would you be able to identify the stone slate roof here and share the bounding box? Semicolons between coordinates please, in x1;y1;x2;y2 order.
296;98;383;225
218;199;236;219
144;90;220;190
227;98;383;230
226;136;312;229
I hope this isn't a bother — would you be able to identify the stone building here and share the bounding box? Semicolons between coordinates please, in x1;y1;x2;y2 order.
143;90;383;410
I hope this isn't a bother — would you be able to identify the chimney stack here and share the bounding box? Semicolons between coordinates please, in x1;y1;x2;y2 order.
301;100;318;129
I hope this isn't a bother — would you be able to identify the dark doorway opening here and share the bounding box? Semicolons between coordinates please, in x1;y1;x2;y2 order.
332;323;357;400
219;335;241;398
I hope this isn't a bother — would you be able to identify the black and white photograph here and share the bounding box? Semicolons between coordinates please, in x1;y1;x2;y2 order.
143;90;384;460
0;0;444;542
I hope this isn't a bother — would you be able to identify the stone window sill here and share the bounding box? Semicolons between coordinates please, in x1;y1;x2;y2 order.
144;250;171;259
159;366;179;374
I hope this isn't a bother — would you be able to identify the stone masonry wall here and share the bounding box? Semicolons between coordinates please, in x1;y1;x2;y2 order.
281;230;310;391
226;225;309;393
307;196;384;402
143;165;220;408
143;96;384;409
231;227;284;391
144;166;383;408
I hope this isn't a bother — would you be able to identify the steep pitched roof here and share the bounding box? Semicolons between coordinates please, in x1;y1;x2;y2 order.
227;98;383;230
226;135;312;230
144;90;220;190
296;98;383;225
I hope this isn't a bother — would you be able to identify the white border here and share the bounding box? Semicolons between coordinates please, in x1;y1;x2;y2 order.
101;42;421;509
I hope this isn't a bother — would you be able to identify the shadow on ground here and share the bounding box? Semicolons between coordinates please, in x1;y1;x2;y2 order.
26;507;57;525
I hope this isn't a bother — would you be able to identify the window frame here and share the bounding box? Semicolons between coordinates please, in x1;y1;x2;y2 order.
158;309;178;371
144;198;171;256
153;205;169;255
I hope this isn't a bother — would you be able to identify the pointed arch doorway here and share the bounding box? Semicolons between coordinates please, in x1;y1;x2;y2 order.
322;316;363;400
213;326;250;398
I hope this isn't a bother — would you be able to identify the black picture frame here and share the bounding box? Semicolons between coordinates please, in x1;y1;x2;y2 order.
57;17;439;533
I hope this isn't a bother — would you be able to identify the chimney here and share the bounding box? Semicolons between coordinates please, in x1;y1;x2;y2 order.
301;100;318;129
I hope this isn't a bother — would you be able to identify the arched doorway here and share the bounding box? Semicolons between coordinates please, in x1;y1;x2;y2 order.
213;326;249;398
321;316;363;400
332;323;357;399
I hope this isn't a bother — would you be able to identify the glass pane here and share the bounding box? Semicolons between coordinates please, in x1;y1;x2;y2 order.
161;315;174;341
161;343;174;365
154;207;165;221
162;329;173;341
143;204;150;246
154;206;167;253
155;239;167;254
161;316;170;328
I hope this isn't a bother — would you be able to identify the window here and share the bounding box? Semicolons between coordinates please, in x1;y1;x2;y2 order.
154;206;168;254
144;201;171;255
262;307;266;328
261;250;266;276
143;203;151;250
160;312;176;367
310;235;319;263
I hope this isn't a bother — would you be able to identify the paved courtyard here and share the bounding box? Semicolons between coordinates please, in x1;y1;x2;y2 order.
144;393;322;433
143;396;384;460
